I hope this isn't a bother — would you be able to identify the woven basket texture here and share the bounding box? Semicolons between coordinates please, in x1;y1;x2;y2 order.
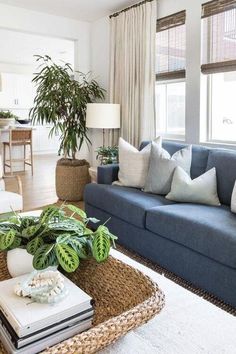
0;253;165;354
56;163;90;201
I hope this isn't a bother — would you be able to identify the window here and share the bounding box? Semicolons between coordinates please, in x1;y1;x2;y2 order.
156;11;186;138
202;0;236;143
155;81;185;137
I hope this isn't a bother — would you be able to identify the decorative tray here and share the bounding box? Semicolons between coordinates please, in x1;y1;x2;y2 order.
0;253;165;354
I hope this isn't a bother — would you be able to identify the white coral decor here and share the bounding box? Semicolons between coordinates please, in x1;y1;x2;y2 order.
14;270;68;304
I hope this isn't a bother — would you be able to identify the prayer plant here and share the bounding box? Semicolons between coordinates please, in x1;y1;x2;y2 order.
0;205;117;273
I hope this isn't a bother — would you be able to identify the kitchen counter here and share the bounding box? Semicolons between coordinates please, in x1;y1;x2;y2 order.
0;125;36;131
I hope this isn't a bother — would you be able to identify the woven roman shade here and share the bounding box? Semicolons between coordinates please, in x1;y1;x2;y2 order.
156;11;186;81
201;0;236;74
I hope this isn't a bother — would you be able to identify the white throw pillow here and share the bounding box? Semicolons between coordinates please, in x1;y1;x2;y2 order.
114;137;162;188
166;166;221;206
144;142;192;195
231;181;236;213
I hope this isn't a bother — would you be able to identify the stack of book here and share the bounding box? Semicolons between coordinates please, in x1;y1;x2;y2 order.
0;273;94;354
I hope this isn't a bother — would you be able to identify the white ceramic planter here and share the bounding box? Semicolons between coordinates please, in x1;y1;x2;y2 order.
7;248;34;278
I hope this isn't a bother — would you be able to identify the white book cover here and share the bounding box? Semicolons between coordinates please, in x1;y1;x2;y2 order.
0;272;92;338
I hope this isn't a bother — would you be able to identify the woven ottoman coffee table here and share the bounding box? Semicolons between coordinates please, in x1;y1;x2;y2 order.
0;253;165;354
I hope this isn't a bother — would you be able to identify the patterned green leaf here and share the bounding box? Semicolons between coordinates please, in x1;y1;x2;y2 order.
33;244;56;270
22;225;40;239
55;244;79;272
49;220;83;232
27;237;44;255
39;206;61;224
20;217;38;230
0;230;16;250
66;205;87;219
68;237;90;259
92;232;110;263
8;237;21;250
56;233;72;244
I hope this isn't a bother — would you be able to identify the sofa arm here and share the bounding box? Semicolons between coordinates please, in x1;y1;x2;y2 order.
97;164;119;184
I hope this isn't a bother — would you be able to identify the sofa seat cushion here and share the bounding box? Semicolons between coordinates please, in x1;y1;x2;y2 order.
146;204;236;268
0;192;22;214
84;184;175;229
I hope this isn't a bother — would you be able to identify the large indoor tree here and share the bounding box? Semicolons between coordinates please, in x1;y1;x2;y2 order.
30;55;105;201
30;55;105;160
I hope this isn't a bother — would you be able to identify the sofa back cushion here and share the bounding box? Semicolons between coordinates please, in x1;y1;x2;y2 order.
140;141;209;179
207;149;236;205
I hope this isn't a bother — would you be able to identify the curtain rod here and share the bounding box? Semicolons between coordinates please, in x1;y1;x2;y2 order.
110;0;154;18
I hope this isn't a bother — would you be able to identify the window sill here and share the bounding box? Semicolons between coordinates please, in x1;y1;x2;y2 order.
158;134;185;141
200;141;236;151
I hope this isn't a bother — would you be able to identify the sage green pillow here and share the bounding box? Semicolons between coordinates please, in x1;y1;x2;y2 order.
166;166;221;206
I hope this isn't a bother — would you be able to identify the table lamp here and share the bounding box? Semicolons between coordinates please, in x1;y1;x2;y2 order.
86;103;120;147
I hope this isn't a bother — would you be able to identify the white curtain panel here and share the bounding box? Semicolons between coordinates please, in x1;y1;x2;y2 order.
109;0;157;147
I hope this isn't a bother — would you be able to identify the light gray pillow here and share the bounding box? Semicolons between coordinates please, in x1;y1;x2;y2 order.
144;142;192;195
166;166;221;206
113;137;162;189
231;181;236;213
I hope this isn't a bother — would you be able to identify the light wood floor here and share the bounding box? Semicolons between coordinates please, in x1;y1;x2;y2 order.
5;154;84;211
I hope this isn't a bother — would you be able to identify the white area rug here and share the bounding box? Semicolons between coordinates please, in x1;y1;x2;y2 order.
101;249;236;354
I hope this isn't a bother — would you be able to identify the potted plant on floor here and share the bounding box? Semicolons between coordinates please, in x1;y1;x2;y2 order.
0;205;116;277
96;145;119;165
0;110;18;128
30;55;105;201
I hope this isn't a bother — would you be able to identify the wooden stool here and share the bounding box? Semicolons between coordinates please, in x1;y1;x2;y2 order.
3;129;33;175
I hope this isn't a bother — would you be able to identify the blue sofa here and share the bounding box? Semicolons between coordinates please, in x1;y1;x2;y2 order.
84;141;236;307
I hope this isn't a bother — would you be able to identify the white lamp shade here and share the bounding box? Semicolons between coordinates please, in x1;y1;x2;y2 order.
86;103;120;129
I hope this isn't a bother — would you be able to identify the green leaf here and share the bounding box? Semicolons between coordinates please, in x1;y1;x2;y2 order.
8;216;21;225
86;217;100;224
49;220;83;232
20;217;38;230
67;236;90;259
55;244;79;272
66;205;87;219
0;230;16;250
8;237;22;250
22;225;41;239
40;206;61;224
27;237;44;255
56;233;72;244
33;244;56;270
84;228;93;235
92;232;110;263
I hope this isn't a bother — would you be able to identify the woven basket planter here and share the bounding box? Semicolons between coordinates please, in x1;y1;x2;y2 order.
0;253;165;354
56;159;90;201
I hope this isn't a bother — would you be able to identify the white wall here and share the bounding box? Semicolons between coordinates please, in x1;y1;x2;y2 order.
0;3;91;73
90;16;111;165
0;3;91;160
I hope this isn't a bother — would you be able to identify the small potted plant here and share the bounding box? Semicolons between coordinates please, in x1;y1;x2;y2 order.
0;205;117;277
0;110;18;128
30;55;105;201
96;146;119;165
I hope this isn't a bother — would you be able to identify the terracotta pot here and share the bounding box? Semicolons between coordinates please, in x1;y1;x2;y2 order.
56;158;91;201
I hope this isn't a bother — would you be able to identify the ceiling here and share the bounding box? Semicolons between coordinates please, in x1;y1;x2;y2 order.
0;0;139;22
0;29;74;67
